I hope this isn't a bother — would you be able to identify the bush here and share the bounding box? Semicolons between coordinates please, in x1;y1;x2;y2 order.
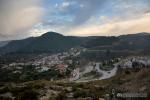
125;70;130;75
15;90;38;100
55;91;67;100
73;90;90;98
0;96;12;100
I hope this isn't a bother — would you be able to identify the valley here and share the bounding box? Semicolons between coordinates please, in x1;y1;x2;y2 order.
0;32;150;100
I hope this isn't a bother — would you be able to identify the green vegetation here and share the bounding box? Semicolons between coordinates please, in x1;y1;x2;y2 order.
0;68;150;100
83;36;119;48
0;32;83;54
0;64;72;82
16;90;38;100
83;70;102;78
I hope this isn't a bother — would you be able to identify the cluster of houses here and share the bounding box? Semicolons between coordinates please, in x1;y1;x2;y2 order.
1;48;84;75
115;56;150;69
70;68;80;81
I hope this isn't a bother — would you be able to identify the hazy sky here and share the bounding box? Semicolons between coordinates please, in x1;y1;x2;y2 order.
0;0;150;41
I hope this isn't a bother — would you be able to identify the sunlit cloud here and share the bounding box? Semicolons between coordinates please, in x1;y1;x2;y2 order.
0;0;150;40
0;0;44;41
66;13;150;36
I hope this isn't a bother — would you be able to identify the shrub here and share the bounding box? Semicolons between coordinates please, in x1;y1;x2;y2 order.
125;70;130;75
15;90;38;100
73;90;90;98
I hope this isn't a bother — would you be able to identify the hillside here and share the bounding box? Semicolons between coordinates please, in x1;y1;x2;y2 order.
0;41;9;47
0;32;150;55
83;32;150;50
0;68;149;99
0;32;150;100
0;32;85;54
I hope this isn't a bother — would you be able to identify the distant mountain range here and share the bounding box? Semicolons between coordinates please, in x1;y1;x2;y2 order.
0;41;9;47
0;32;85;54
0;32;150;55
83;33;150;50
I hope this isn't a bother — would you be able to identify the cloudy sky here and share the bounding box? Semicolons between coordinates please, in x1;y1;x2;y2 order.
0;0;150;41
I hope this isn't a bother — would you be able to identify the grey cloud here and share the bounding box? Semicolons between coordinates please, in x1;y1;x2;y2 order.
41;0;109;30
63;0;108;25
0;0;43;41
73;0;107;25
62;0;150;25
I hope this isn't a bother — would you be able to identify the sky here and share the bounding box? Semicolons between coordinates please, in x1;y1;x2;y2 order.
0;0;150;41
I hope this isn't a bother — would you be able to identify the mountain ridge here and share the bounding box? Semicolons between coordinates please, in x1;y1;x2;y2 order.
0;32;150;55
0;32;85;54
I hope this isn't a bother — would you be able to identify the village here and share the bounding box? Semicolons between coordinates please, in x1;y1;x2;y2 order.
0;47;86;81
72;56;150;82
0;45;150;82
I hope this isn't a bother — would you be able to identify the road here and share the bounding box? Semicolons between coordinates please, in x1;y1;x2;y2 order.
95;63;118;80
75;63;118;82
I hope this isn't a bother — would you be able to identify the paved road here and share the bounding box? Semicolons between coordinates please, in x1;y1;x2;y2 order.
75;63;118;82
95;63;118;80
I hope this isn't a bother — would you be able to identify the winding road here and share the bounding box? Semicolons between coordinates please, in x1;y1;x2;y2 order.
95;63;118;80
74;63;118;82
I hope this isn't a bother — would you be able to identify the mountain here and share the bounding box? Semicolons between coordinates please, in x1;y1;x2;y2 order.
82;32;150;50
0;32;85;54
20;32;84;53
117;32;150;50
0;41;10;47
0;37;35;54
82;36;119;48
0;32;150;55
119;32;150;42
